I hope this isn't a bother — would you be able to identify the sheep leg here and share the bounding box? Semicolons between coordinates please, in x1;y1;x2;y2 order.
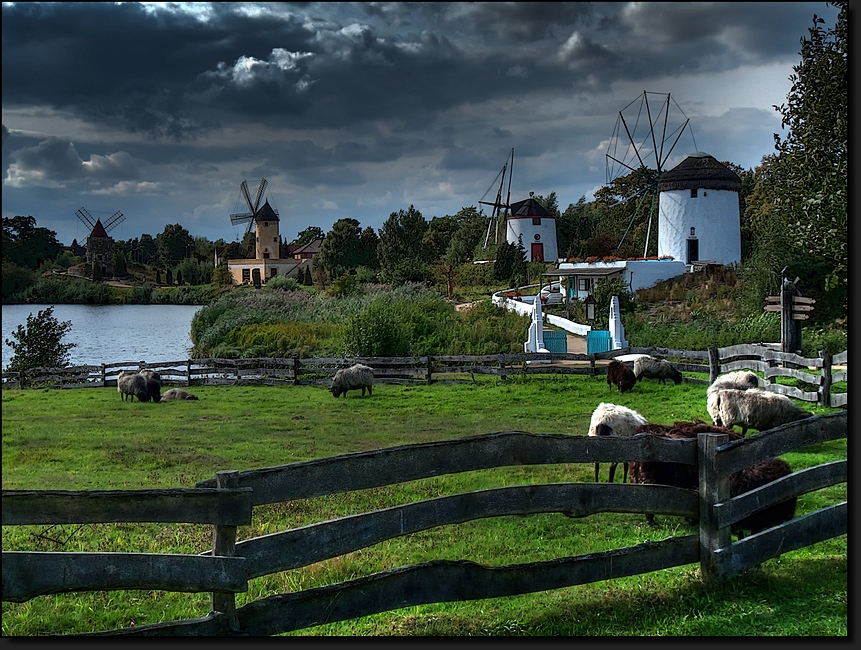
645;513;656;526
622;462;629;483
608;462;617;484
594;462;600;483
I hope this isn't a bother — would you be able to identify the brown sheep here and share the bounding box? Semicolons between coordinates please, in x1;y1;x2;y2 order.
628;419;796;539
606;360;636;394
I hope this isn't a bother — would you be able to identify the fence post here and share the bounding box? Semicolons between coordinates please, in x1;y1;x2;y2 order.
100;364;106;387
293;356;300;386
819;349;832;408
698;432;730;583
426;356;433;385
498;354;507;381
707;346;720;384
211;470;240;632
186;359;192;386
589;353;596;376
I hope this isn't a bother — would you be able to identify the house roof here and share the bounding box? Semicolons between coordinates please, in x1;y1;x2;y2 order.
508;197;552;217
657;152;741;192
254;199;279;222
293;238;322;256
89;219;109;238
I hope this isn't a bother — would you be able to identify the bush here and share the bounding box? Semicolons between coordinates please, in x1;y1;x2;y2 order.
4;306;76;377
265;275;303;292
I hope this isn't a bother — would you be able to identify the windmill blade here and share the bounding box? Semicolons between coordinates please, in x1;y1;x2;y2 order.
230;212;254;226
75;207;96;230
103;210;126;233
252;178;268;213
240;180;254;214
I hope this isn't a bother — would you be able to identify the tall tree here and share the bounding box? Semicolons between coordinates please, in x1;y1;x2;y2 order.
316;218;365;280
377;205;431;285
155;224;194;265
5;306;76;376
291;226;325;246
2;215;62;269
771;2;847;292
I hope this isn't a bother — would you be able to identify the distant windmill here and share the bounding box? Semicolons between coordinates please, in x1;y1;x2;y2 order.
229;178;278;237
75;206;126;236
478;148;514;249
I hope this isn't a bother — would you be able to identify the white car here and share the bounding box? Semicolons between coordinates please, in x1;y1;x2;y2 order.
539;283;564;305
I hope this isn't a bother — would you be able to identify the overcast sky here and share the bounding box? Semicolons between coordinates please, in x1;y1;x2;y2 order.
1;1;841;248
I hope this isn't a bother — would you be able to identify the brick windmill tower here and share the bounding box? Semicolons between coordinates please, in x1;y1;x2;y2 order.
76;207;125;279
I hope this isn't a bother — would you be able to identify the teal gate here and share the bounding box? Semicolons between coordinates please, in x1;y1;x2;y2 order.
586;330;612;355
542;329;567;353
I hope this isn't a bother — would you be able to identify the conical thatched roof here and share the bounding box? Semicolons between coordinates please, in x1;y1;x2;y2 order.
657;152;741;192
509;197;552;217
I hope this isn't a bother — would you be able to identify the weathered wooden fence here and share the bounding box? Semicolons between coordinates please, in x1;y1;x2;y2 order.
1;412;847;636
0;345;848;406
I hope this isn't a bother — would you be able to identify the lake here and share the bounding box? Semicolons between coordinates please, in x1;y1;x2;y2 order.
2;304;204;368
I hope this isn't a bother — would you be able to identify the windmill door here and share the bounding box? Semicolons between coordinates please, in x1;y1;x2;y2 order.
531;243;544;262
687;238;699;264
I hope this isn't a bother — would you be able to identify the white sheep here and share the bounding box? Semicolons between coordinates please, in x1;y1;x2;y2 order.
706;370;761;425
633;355;683;385
117;370;150;402
161;388;199;401
330;363;374;398
588;402;649;483
711;387;815;436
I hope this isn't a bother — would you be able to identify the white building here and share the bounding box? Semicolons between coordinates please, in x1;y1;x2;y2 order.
657;152;742;267
505;193;559;263
546;259;688;301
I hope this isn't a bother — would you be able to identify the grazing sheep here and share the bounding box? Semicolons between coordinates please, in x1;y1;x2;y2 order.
161;388;199;401
139;369;162;403
606;360;637;394
588;402;648;483
330;363;374;398
629;420;796;538
633;355;683;385
117;370;150;402
711;388;815;436
707;371;760;423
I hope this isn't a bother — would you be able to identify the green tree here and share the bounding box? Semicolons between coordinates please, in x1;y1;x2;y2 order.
358;226;380;270
2;261;35;300
4;306;76;376
2;215;62;269
377;205;432;285
155;224;194;265
291;226;325;246
316;218;365;280
771;2;846;292
138;233;157;264
112;244;128;277
591;277;634;330
212;262;233;285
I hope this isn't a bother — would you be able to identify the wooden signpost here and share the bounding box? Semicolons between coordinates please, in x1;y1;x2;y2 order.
764;279;815;353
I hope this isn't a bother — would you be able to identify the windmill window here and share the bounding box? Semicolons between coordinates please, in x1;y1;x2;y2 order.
578;278;592;292
270;268;277;278
263;252;270;259
690;189;698;198
273;237;278;243
242;269;251;283
532;218;541;226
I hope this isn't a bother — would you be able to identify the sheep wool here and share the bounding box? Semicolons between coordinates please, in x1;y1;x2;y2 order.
606;360;637;393
588;402;648;483
161;388;199;401
117;370;150;402
330;363;374;398
706;371;760;424
633;355;682;385
139;369;162;403
712;387;814;436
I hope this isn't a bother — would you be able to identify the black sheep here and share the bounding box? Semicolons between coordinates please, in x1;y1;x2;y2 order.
606;360;636;394
628;420;796;539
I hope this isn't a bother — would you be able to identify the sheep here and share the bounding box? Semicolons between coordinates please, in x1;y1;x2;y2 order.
330;363;374;398
117;370;150;402
706;370;760;423
588;402;648;483
628;420;796;538
633;355;683;385
161;388;199;401
139;369;162;403
606;360;637;394
711;387;815;436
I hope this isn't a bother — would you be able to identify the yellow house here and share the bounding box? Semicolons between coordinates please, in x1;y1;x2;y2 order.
227;200;300;284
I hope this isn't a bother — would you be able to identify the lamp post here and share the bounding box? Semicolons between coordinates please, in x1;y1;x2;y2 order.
584;293;596;323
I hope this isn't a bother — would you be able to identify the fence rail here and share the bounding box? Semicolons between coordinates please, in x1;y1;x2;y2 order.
1;412;847;636
1;344;847;406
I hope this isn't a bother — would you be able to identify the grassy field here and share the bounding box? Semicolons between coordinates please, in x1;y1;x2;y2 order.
1;374;847;636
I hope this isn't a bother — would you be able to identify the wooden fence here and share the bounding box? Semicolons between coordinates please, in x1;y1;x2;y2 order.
0;344;847;407
1;412;847;636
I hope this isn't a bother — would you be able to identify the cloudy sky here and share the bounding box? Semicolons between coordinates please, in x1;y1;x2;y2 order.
1;1;840;248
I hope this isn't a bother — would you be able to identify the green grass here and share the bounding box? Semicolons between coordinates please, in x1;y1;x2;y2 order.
1;377;847;636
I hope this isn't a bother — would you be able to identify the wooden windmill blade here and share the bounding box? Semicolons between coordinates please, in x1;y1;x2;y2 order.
103;210;126;233
252;178;267;212
75;207;97;231
230;180;255;226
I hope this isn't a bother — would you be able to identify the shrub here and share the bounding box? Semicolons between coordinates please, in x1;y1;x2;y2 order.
4;306;76;377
